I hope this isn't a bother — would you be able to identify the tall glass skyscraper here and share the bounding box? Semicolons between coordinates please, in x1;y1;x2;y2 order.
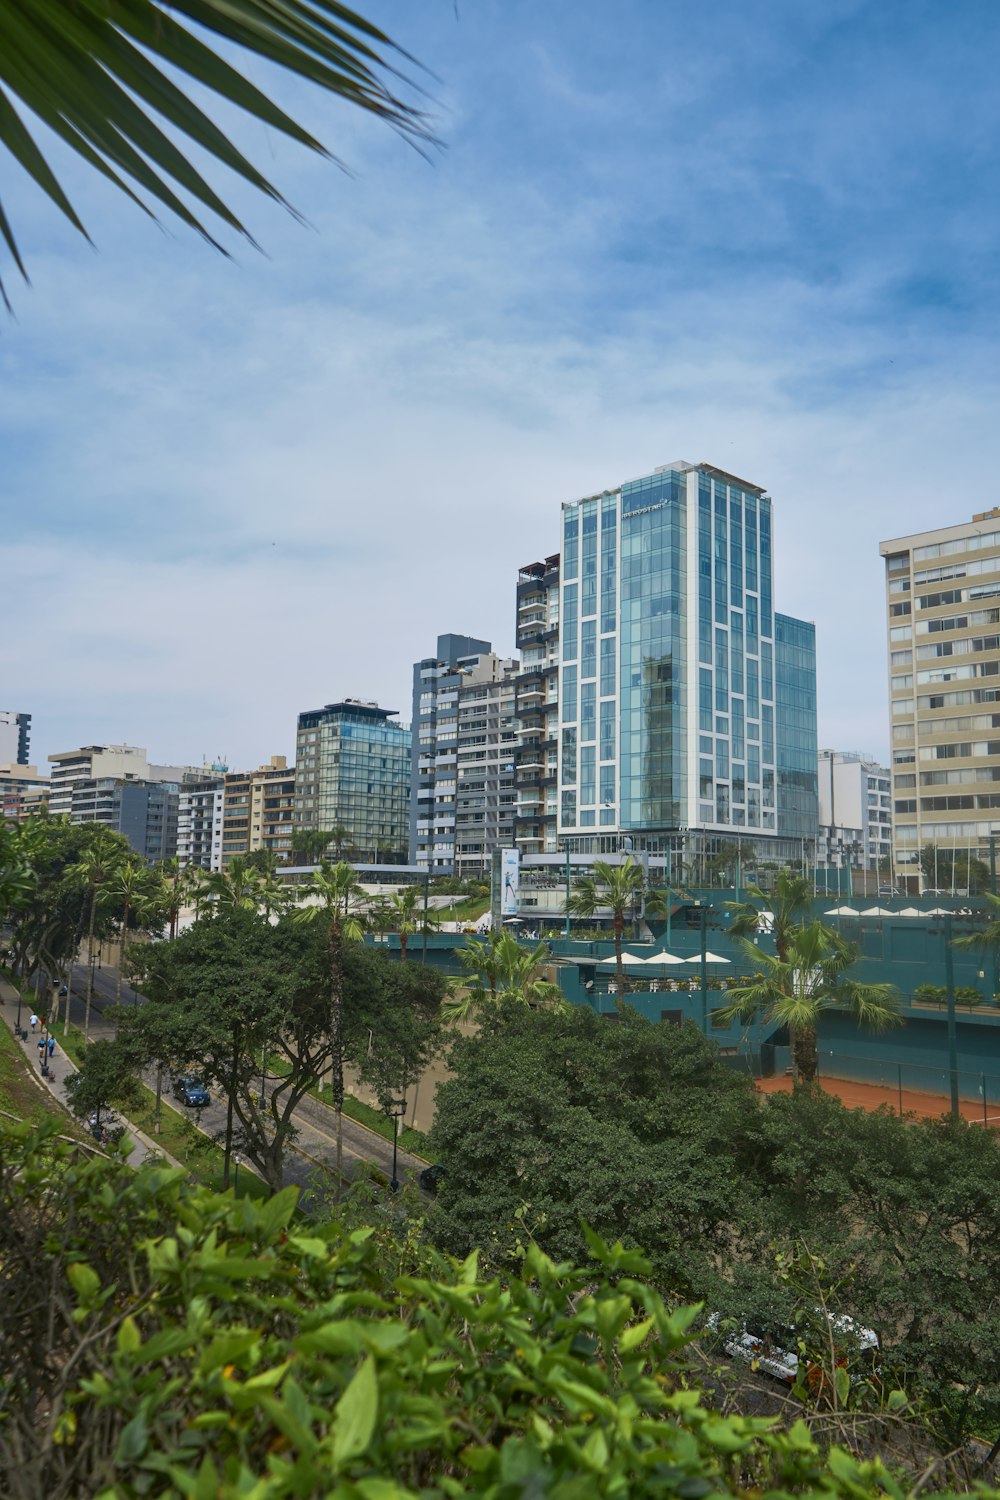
557;461;817;866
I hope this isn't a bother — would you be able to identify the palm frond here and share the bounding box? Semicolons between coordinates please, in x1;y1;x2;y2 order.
0;0;435;301
838;980;902;1031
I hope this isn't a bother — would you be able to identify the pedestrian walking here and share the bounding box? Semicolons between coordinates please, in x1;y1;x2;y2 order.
47;1036;55;1058
29;1014;38;1033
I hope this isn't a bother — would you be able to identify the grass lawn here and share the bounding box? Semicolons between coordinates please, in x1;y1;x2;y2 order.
312;1084;430;1157
0;1018;89;1134
50;1018;87;1067
128;1082;271;1200
432;895;490;925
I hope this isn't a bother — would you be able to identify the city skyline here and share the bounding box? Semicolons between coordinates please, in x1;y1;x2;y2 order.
7;2;1000;768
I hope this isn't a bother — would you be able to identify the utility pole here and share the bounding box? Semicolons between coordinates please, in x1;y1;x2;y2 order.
944;913;960;1120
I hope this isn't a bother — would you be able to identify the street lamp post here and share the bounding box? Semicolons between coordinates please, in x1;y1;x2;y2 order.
387;1096;407;1192
421;872;430;964
233;1153;241;1194
943;914;960;1120
699;905;709;1035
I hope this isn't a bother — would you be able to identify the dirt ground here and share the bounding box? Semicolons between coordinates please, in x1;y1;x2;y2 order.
757;1072;999;1126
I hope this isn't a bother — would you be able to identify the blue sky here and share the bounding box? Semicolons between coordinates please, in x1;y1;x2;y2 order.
5;0;1000;770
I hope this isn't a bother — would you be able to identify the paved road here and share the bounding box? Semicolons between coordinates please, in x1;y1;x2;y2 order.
16;961;430;1195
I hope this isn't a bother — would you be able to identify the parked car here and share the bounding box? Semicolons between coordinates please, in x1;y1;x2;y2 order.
877;887;900;899
707;1311;878;1386
173;1076;210;1108
419;1163;446;1195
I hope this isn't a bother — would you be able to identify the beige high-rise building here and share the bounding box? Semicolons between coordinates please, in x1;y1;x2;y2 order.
881;509;1000;891
220;756;296;867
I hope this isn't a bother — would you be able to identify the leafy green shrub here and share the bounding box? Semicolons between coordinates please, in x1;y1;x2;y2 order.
955;986;983;1006
913;984;947;1005
0;1119;976;1500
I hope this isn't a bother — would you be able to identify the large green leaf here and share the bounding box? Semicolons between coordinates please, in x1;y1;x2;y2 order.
0;0;433;302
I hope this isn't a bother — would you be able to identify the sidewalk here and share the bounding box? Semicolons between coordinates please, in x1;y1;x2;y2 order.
0;975;182;1169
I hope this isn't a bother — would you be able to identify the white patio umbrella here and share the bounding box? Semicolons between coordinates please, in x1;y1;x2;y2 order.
596;951;656;969
895;907;923;917
635;950;689;967
683;951;731;966
859;906;893;917
924;906;953;916
824;905;860;917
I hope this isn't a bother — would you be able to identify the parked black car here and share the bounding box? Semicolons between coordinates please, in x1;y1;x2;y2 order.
419;1163;446;1195
173;1076;210;1107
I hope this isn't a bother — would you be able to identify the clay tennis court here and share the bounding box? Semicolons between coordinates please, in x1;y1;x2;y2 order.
756;1072;1000;1126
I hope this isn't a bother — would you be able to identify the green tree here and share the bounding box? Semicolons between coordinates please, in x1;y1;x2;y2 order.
727;868;814;962
110;859;163;1006
125;909;335;1190
429;1003;760;1288
446;928;565;1022
387;884;438;962
66;828;129;1041
207;855;266;914
65;1036;143;1133
8;817;95;1022
344;943;444;1112
719;922;900;1082
919;842;993;895
566;856;667;999
293;859;367;1185
0;2;433;306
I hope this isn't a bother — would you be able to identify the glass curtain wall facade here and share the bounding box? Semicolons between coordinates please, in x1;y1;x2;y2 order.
557;460;816;865
775;613;819;847
295;701;411;863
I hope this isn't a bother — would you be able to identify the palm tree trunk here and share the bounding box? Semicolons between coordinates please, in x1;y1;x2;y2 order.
400;928;407;963
791;1023;819;1083
83;884;97;1042
116;896;129;1006
155;1062;163;1135
614;909;625;1001
328;917;345;1198
223;1022;239;1189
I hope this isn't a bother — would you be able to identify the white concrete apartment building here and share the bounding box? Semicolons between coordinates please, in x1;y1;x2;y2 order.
816;750;892;873
881;508;1000;889
176;777;225;870
410;636;519;878
47;745;192;820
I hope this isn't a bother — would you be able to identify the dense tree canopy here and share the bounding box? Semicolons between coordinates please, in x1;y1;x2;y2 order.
119;909;443;1191
429;1004;1000;1443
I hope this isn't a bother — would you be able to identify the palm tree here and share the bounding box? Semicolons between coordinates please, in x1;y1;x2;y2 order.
67;831;125;1042
727;869;813;963
112;860;146;1006
388;886;438;962
207;856;265;913
446;929;565;1023
157;857;189;942
952;894;1000;998
566;857;666;1001
292;860;367;1187
0;3;433;307
719;922;900;1083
